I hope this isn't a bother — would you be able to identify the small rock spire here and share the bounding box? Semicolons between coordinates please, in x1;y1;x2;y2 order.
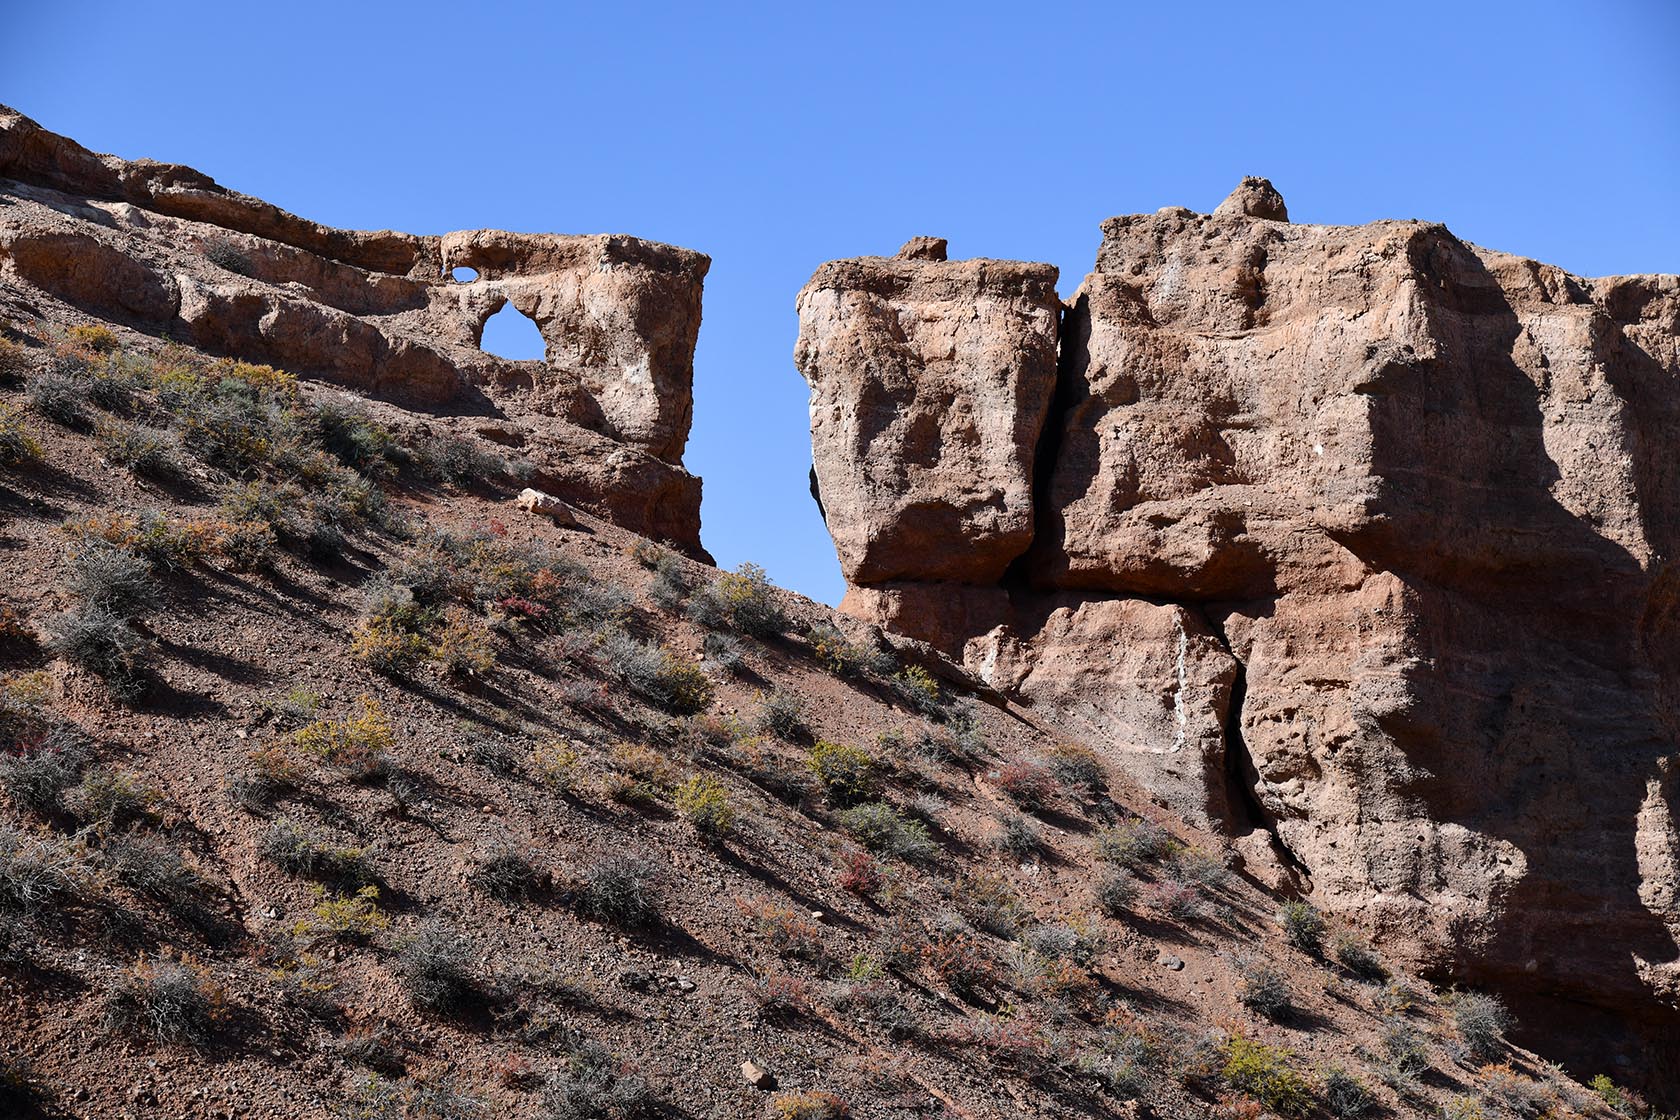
894;236;948;261
1213;176;1289;222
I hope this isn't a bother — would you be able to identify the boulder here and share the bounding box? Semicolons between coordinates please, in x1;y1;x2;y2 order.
514;487;577;526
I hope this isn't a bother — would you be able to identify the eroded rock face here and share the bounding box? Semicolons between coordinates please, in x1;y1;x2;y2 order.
0;105;710;555
794;241;1060;584
802;178;1680;1079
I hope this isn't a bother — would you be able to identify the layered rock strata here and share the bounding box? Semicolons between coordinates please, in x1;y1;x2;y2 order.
798;183;1680;1072
0;105;710;554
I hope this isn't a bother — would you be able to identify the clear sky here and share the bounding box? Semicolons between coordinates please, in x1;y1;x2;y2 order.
9;1;1679;605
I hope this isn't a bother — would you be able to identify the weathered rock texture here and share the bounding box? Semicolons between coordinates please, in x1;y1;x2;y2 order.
800;181;1680;1076
0;105;710;555
795;239;1060;584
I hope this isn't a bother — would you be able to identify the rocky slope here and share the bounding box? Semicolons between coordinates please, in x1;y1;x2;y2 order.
797;179;1680;1091
0;109;1666;1120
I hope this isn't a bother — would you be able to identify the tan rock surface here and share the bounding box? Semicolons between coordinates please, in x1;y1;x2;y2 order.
0;104;710;555
794;247;1060;584
803;179;1680;1067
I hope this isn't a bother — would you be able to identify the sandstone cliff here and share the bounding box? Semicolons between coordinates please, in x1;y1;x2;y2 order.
0;105;712;555
798;182;1680;1072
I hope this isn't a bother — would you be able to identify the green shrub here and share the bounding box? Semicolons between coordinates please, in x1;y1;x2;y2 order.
66;324;118;352
807;740;875;805
893;665;942;716
1334;932;1388;981
414;435;505;487
674;776;735;838
1590;1075;1634;1116
1043;742;1104;791
1094;819;1172;868
396;920;478;1013
838;801;936;862
310;400;399;474
1323;1067;1376;1119
104;833;204;911
696;562;788;638
102;956;227;1046
203;239;252;276
1380;1014;1431;1082
469;840;540;900
1221;1035;1313;1117
66;543;159;619
27;370;90;427
575;854;659;929
351;617;428;677
1095;870;1139;917
0;336;30;385
0;403;41;466
1278;900;1325;954
703;630;746;675
993;812;1042;858
292;697;394;782
806;622;887;677
291;885;390;942
0;824;78;914
544;1040;655;1120
647;552;689;610
261;817;373;885
756;690;808;740
771;1090;849;1120
954;872;1024;937
74;768;162;832
96;418;177;480
430;607;496;676
0;729;88;815
599;630;713;714
341;1074;486;1120
1451;990;1512;1061
1237;959;1295;1021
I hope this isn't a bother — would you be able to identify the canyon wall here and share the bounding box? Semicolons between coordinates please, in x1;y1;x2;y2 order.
0;105;710;555
798;179;1680;1064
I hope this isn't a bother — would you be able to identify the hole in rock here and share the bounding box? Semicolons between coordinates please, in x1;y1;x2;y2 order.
479;303;546;361
449;265;479;282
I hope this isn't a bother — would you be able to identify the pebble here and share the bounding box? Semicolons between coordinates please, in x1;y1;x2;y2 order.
1157;952;1184;971
741;1059;776;1090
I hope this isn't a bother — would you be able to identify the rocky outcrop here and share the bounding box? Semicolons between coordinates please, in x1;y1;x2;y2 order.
799;180;1680;1078
795;238;1060;584
0;105;710;555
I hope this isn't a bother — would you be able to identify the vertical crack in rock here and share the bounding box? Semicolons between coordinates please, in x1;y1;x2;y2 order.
1196;605;1311;889
1170;616;1189;754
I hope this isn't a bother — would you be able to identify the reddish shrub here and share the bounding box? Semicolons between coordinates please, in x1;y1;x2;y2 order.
993;760;1059;809
836;850;883;895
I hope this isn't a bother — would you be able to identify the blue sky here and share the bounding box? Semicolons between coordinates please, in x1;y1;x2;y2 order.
9;1;1679;605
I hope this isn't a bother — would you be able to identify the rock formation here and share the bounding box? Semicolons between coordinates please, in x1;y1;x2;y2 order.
798;180;1680;1072
0;104;711;555
795;238;1060;584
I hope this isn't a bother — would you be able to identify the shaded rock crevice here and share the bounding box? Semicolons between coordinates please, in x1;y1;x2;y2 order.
1193;602;1312;894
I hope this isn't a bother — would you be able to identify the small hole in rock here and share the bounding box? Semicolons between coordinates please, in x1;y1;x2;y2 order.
449;266;479;283
479;303;545;361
